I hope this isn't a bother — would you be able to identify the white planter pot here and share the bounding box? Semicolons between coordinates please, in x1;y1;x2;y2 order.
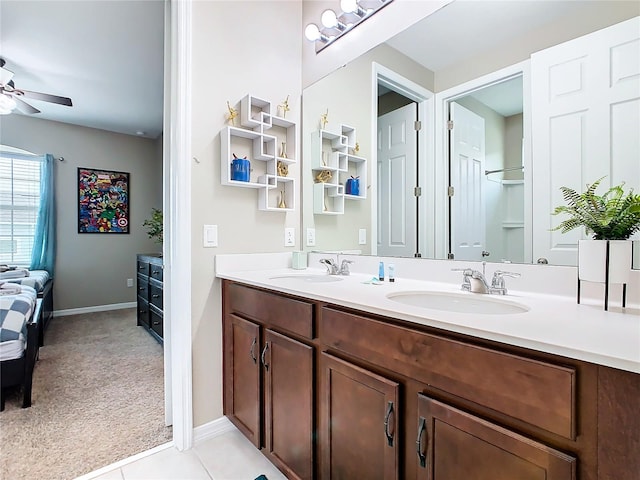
577;239;632;284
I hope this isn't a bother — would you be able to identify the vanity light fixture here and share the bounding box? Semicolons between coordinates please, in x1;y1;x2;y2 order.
305;0;394;53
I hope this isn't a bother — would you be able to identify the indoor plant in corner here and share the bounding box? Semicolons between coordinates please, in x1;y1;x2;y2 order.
552;177;640;309
142;208;163;251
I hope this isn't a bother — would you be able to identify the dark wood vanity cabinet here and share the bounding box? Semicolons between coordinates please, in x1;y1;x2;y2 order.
416;394;576;480
223;282;314;480
320;352;400;480
221;280;640;480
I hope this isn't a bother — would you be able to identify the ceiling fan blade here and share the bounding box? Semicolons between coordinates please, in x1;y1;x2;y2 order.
18;89;73;106
0;66;14;86
13;96;41;114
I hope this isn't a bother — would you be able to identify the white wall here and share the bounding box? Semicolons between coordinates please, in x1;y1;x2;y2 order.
0;115;162;310
434;2;639;91
189;0;302;427
302;42;434;254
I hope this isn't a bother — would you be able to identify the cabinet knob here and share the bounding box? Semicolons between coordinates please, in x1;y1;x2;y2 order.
152;294;160;298
138;287;145;291
153;320;160;325
139;309;147;314
152;270;159;275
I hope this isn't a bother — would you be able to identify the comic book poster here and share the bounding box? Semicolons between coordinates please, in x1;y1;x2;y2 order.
78;168;130;233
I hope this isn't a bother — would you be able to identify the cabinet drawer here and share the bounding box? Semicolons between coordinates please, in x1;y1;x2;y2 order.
320;307;576;440
137;297;149;327
137;260;149;276
225;282;314;339
149;280;163;309
149;263;163;282
137;275;149;297
150;305;163;338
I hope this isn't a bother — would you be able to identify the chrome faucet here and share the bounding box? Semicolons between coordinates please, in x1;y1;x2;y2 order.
320;258;353;276
320;258;339;275
453;264;520;295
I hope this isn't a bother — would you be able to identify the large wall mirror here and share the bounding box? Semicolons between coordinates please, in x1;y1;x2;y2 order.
301;0;640;267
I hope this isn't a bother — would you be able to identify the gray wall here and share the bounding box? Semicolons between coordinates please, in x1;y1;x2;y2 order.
0;115;162;311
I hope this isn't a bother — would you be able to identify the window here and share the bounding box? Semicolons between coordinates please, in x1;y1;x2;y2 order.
0;152;42;266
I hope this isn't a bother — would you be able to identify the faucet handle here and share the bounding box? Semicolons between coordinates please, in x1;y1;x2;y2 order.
339;259;353;275
491;271;520;290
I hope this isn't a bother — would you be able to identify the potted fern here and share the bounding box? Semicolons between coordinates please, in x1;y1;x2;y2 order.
142;208;163;246
552;178;640;308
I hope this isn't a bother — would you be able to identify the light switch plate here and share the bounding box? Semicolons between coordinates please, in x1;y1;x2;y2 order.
284;227;295;247
358;228;367;245
306;228;316;247
203;224;218;247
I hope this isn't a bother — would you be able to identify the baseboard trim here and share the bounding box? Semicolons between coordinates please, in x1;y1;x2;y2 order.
54;302;137;317
75;441;174;480
193;415;236;444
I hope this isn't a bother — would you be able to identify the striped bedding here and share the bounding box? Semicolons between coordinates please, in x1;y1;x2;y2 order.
0;270;50;293
0;285;38;361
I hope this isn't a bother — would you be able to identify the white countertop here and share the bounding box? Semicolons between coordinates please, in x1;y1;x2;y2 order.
215;254;640;374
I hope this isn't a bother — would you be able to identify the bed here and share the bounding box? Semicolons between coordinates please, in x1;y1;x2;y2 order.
0;284;41;410
0;269;53;346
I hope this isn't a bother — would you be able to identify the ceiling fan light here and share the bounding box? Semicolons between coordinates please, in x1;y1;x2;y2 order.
0;94;16;115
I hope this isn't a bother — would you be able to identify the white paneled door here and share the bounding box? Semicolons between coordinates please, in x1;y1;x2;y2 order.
377;102;418;257
531;17;640;266
450;102;486;261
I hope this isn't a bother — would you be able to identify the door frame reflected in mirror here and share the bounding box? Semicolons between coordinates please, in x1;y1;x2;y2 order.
434;60;531;262
371;62;434;258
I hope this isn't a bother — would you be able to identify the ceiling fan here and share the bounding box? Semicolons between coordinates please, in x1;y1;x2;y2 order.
0;58;73;115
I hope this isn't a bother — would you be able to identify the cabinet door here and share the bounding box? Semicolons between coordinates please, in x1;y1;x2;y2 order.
263;329;314;480
320;352;400;480
415;394;576;480
223;314;261;447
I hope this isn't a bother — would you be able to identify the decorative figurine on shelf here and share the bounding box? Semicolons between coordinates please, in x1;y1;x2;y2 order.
231;153;250;182
280;141;287;159
354;142;360;154
320;109;329;129
315;170;332;183
321;151;327;166
278;191;287;209
346;175;360;196
277;161;289;177
226;101;238;126
278;95;290;118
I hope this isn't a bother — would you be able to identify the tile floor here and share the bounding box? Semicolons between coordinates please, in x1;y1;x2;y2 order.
83;428;287;480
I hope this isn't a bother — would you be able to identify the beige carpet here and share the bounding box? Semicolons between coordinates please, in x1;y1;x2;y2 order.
0;308;172;480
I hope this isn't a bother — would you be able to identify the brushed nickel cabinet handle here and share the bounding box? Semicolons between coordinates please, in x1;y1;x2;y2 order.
416;416;427;468
260;342;269;370
250;337;257;364
384;401;395;447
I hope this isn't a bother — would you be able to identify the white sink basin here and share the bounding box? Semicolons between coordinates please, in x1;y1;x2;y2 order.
386;291;529;315
269;274;344;283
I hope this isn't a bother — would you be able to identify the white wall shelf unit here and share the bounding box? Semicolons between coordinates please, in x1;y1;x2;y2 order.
311;123;367;215
221;94;297;212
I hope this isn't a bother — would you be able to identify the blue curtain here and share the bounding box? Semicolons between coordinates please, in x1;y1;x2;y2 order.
30;153;56;276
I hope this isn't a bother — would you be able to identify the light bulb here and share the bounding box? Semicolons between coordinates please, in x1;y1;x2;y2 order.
321;9;338;28
0;94;16;115
304;23;321;41
340;0;359;14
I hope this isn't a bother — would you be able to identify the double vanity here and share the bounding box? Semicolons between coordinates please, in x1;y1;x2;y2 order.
216;252;639;480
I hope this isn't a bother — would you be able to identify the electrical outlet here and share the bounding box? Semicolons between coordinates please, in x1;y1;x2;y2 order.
126;278;133;288
284;227;295;247
306;228;316;247
358;228;367;245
